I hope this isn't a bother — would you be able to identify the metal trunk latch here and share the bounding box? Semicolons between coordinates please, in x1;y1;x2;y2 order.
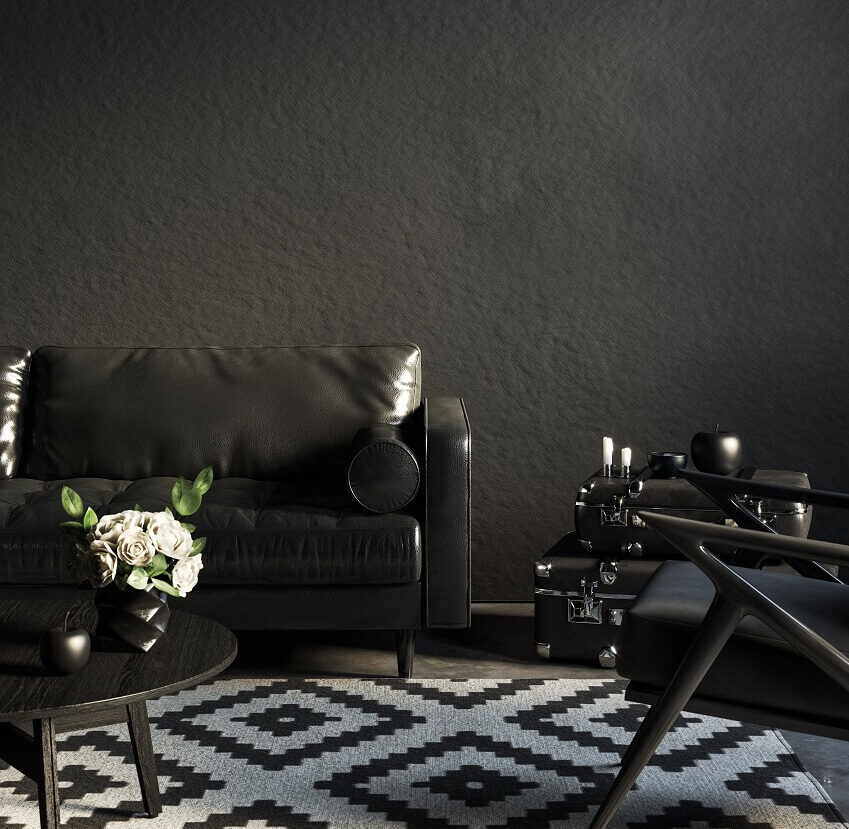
599;561;618;585
601;494;628;526
567;578;603;624
535;561;552;579
598;646;617;668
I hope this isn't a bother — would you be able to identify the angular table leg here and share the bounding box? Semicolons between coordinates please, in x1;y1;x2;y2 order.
32;718;59;829
127;701;162;817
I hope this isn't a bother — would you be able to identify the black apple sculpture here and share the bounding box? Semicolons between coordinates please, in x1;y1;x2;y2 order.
691;426;743;475
40;611;91;675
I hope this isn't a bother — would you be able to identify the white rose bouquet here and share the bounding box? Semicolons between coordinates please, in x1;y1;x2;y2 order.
58;467;213;598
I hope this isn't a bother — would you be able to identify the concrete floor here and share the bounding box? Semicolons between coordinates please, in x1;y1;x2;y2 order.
230;602;848;819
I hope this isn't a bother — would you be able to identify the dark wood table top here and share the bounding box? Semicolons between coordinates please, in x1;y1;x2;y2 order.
0;599;237;722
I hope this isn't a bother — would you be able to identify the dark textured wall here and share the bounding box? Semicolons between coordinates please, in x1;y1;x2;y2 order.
2;1;848;598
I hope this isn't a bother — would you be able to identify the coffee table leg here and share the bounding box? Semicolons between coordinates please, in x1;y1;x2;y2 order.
127;701;162;817
33;718;60;829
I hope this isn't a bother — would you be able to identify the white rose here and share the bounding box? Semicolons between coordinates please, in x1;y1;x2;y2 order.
171;527;194;560
115;526;156;567
145;512;180;554
93;513;125;545
171;555;203;596
138;512;159;530
118;510;145;531
87;539;118;587
146;512;193;559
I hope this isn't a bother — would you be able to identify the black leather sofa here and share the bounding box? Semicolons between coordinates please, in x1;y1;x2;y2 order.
0;344;471;676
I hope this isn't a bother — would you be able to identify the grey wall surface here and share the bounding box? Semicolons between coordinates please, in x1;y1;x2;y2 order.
2;1;848;598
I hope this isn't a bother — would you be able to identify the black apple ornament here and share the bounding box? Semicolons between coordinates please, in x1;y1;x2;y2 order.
40;611;91;675
691;426;742;475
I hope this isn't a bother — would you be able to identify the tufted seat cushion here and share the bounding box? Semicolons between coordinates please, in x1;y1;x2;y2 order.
0;478;421;587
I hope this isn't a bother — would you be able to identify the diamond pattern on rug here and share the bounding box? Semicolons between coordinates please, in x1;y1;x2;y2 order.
0;678;843;828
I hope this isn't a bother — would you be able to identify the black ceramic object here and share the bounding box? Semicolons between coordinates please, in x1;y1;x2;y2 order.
95;585;171;652
39;611;91;674
691;427;742;475
647;452;688;479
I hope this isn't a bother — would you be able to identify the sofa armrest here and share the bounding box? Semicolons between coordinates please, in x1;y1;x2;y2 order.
423;397;471;627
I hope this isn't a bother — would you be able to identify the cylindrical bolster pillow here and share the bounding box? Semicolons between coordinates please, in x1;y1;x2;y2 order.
347;425;420;513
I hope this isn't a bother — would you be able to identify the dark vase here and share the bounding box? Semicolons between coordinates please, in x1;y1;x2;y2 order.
94;583;171;652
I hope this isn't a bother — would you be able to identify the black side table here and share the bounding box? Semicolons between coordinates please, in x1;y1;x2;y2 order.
0;599;237;828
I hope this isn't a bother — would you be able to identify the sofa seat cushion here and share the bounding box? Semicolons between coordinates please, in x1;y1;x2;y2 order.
0;478;421;587
616;560;849;726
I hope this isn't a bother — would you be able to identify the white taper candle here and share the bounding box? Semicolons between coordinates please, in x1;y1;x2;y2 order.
621;447;631;468
602;436;613;467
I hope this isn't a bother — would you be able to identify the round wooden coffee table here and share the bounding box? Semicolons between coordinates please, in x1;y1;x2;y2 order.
0;599;237;829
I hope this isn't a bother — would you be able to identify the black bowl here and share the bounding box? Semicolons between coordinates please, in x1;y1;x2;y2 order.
647;452;687;479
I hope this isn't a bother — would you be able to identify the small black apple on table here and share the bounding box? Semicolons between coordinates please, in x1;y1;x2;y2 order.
691;426;743;475
40;611;91;675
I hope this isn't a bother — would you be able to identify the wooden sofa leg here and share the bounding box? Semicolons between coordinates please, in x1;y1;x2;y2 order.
589;597;744;829
395;629;416;678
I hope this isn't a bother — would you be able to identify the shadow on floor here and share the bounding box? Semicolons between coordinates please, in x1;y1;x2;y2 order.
231;602;608;680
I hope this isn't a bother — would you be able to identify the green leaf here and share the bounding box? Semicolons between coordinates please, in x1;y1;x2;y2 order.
59;520;86;539
182;490;202;516
190;537;206;557
171;477;189;514
61;486;84;519
177;489;203;516
126;566;149;590
164;506;173;516
134;503;142;511
180;522;196;532
150;577;180;597
172;476;204;516
192;466;212;495
193;466;214;495
83;507;98;532
145;553;169;578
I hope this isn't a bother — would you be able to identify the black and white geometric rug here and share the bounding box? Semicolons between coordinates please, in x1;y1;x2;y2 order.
0;678;844;828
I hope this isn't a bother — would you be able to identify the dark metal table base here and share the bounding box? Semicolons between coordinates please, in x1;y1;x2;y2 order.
0;701;161;829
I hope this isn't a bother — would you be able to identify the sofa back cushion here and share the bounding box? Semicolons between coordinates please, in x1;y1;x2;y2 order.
0;348;31;478
22;345;421;481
